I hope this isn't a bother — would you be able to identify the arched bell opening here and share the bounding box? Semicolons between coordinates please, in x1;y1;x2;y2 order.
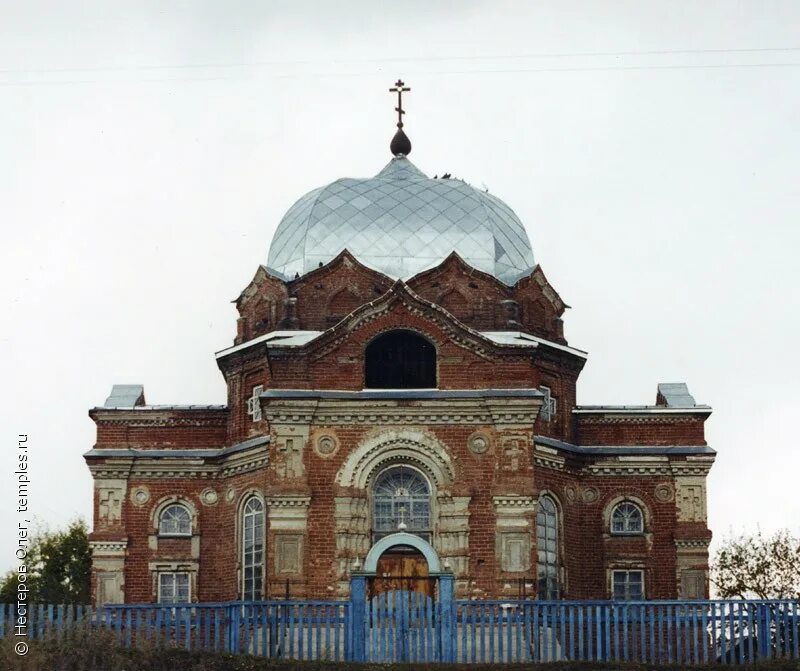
364;330;437;389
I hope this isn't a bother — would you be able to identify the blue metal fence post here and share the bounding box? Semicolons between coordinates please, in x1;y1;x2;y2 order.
350;573;367;662
227;603;241;654
438;573;455;662
758;603;770;660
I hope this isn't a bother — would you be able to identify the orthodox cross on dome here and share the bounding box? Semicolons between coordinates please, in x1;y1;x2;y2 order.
388;79;412;156
389;79;410;128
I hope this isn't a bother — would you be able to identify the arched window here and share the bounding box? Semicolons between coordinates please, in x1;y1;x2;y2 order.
158;504;191;536
611;502;644;535
241;496;265;601
365;331;436;389
372;466;431;542
536;495;559;599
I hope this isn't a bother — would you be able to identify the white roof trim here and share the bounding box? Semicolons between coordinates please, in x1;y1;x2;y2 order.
573;406;711;415
215;330;323;359
217;329;587;360
481;331;588;359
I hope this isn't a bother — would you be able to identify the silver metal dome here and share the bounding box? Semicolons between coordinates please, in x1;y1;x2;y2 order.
266;157;535;285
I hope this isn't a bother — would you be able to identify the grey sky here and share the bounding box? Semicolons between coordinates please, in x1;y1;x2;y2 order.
2;1;799;571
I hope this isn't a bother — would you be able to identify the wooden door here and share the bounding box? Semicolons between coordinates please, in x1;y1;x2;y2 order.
372;549;433;597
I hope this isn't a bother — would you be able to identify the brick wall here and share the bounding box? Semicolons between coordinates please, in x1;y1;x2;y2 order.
234;252;567;344
87;255;712;604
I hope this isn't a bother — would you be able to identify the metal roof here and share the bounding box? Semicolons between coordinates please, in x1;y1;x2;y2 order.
535;435;716;456
266;157;535;285
573;406;711;414
481;331;588;359
216;329;585;361
93;404;227;411
83;435;268;460
215;330;323;359
657;382;697;408
104;384;145;408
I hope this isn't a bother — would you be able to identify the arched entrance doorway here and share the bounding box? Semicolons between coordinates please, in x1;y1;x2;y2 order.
374;544;432;597
356;532;451;663
363;532;441;598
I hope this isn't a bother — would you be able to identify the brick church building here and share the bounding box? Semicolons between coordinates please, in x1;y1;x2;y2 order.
86;90;714;605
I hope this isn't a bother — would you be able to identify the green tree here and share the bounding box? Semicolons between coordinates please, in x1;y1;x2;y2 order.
0;520;91;604
0;571;18;603
712;528;800;599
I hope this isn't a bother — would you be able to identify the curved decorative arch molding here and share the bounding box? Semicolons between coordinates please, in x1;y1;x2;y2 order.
363;532;441;573
335;429;455;490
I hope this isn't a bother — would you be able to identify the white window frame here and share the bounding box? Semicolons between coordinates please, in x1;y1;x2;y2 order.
540;386;556;421
241;496;265;601
371;465;432;543
246;384;264;422
610;501;644;535
158;572;190;604
158;503;192;537
612;569;645;600
536;494;560;600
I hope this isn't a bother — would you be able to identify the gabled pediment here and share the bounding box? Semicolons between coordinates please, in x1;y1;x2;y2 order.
407;251;515;296
235;265;287;311
303;280;526;362
288;249;393;290
516;265;567;316
407;252;566;318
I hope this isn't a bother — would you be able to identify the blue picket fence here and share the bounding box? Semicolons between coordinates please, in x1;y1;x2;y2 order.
2;598;799;665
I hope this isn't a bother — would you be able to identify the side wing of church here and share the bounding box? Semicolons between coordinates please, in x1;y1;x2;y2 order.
85;111;714;605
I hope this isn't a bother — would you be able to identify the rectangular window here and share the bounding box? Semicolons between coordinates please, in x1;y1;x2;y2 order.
612;570;644;600
246;385;263;422
540;386;556;421
158;573;190;604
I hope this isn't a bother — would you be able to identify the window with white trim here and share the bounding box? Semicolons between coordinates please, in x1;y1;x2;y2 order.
158;504;191;536
611;502;644;535
612;570;644;600
372;466;431;542
536;495;560;599
540;386;557;421
158;572;190;604
246;385;264;422
241;496;265;600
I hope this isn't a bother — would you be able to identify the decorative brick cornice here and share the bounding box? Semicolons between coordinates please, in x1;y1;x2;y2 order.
675;538;711;550
533;445;565;471
576;415;702;425
492;495;536;509
263;396;540;428
670;459;715;476
90;408;228;428
85;442;269;480
89;539;128;556
219;453;269;477
88;462;218;479
585;459;672;476
266;496;311;508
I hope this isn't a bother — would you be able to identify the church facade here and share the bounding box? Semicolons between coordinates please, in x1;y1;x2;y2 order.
85;108;714;605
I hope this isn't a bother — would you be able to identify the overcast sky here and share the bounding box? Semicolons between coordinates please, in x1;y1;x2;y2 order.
2;1;799;573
